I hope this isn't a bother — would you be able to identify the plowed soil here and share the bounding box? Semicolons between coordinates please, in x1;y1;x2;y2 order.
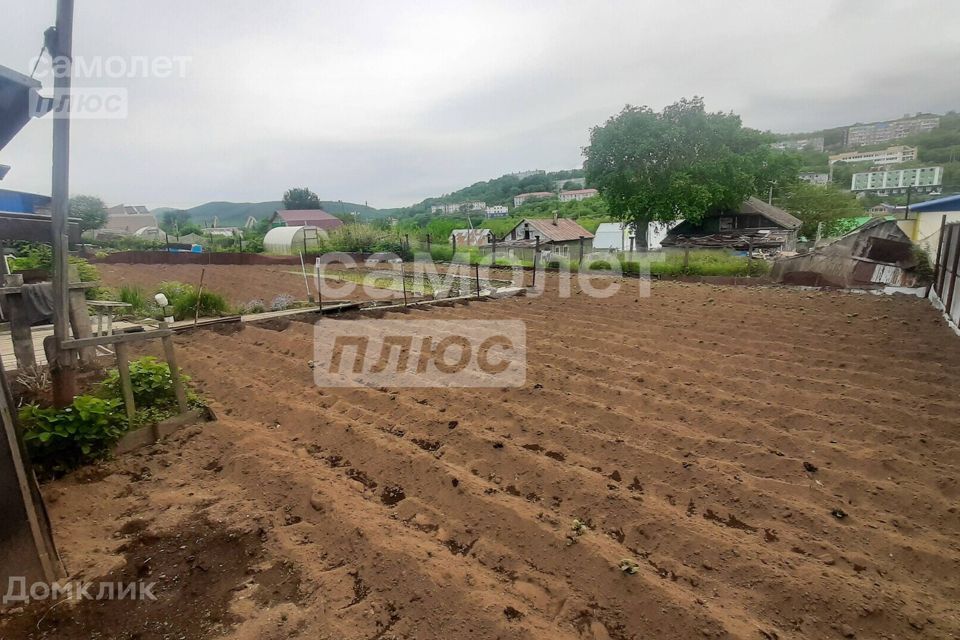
7;279;960;640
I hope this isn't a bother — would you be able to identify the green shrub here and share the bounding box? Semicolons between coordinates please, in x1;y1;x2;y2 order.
156;281;231;320
588;259;614;270
20;396;127;472
101;356;191;408
172;290;229;320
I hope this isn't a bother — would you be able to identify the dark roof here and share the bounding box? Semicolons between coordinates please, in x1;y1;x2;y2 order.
0;66;42;151
905;193;960;213
273;209;344;230
740;197;802;229
507;218;594;243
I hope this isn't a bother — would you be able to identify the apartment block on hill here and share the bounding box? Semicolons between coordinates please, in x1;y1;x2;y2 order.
851;167;943;195
846;115;939;147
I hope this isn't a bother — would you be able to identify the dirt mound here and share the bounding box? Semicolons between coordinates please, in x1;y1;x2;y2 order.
7;279;960;639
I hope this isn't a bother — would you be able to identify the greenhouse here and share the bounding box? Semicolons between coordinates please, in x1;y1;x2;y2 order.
263;225;325;255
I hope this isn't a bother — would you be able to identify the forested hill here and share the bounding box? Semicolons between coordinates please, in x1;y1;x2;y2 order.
405;169;586;213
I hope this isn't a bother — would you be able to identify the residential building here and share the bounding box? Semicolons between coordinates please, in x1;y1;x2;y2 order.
513;191;554;207
484;205;509;218
430;202;485;215
798;172;830;186
829;145;917;166
558;188;599;202
770;137;824;152
501;216;594;255
888;193;960;252
850;167;943;195
592;221;678;251
846;115;940;147
269;209;344;230
101;204;157;235
449;228;493;247
661;197;801;250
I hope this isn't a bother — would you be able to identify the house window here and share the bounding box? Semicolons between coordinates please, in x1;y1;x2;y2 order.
718;217;734;231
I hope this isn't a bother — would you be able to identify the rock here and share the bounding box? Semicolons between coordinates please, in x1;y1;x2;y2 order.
803;461;818;473
309;494;325;512
839;623;855;637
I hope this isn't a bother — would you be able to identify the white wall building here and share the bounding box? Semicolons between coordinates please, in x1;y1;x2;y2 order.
484;205;509;218
798;172;830;186
592;221;677;251
851;166;943;195
847;116;940;147
558;188;598;202
513;192;554;207
829;145;917;166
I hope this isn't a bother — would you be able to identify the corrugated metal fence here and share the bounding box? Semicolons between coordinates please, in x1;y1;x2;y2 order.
931;220;960;326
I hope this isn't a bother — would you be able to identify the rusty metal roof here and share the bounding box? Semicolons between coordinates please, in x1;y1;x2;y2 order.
508;218;594;243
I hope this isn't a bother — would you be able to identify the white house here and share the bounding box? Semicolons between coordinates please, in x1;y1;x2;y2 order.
449;228;493;247
484;205;509;218
592;221;677;251
513;192;554;207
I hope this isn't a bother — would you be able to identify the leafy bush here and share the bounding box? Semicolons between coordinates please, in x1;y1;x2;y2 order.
913;246;934;284
8;244;101;293
118;284;156;316
588;260;614;270
271;294;294;311
172;289;230;320
20;396;127;472
156;281;231;320
242;298;266;314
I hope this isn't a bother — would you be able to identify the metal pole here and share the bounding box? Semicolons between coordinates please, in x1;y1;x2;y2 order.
50;0;76;406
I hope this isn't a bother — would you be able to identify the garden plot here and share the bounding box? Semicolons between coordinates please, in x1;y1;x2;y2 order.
5;278;960;640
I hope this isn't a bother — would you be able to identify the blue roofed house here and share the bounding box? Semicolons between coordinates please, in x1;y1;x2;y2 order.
888;194;960;253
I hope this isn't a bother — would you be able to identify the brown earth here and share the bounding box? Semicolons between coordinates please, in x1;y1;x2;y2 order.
95;263;410;307
4;278;960;639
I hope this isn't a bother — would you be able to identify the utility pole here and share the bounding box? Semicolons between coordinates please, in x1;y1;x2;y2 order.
904;185;913;220
50;0;76;406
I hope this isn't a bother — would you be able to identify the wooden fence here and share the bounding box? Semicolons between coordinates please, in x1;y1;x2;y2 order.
931;220;960;326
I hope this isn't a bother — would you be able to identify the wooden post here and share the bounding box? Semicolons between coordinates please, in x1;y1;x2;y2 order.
578;236;584;264
315;263;323;311
491;235;497;262
945;225;960;315
683;244;690;274
451;235;457;258
932;215;948;298
194;267;206;326
475;262;481;299
532;236;540;288
114;342;136;422
67;287;95;366
426;233;431;256
747;239;754;277
400;263;408;306
49;0;77;406
160;323;189;414
6;295;36;370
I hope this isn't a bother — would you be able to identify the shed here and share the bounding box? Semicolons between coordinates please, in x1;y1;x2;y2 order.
887;194;960;252
593;221;677;251
449;229;492;247
662;197;801;251
263;225;325;255
771;218;917;288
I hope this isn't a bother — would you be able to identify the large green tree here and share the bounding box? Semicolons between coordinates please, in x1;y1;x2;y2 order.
583;97;800;243
69;195;107;232
160;209;191;233
775;182;864;239
283;187;321;210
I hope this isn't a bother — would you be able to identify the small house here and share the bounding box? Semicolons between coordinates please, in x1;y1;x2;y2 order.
593;221;678;251
661;197;801;251
500;216;594;257
270;209;344;231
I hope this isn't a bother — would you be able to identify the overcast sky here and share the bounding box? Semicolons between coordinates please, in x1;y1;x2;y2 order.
2;0;959;210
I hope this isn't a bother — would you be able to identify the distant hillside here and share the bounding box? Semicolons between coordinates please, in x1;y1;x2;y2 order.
404;169;585;214
152;200;382;225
